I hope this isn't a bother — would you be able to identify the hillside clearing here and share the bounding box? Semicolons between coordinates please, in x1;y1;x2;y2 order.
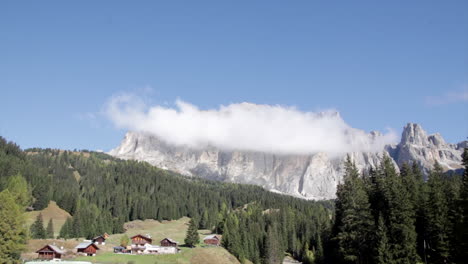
23;217;239;264
24;201;71;237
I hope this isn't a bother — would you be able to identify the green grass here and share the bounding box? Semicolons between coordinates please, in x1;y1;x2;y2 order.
22;215;238;264
75;217;238;264
75;247;239;264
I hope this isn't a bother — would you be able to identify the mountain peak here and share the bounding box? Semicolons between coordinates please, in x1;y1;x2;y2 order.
401;123;428;145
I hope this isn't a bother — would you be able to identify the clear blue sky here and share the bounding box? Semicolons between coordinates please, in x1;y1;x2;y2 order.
1;0;467;151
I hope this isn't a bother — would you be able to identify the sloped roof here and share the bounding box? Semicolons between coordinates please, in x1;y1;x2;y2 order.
36;244;65;254
131;234;152;240
203;234;220;240
92;235;105;241
161;237;179;244
75;242;99;250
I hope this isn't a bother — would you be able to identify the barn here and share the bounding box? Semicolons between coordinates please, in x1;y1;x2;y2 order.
75;242;99;256
203;235;222;246
160;237;178;247
36;244;65;260
92;235;106;245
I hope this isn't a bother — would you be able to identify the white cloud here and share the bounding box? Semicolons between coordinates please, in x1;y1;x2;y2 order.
104;93;397;156
425;88;468;106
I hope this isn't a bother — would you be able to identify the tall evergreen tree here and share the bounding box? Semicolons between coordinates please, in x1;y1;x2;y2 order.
59;217;72;239
454;148;468;263
381;158;419;263
184;218;200;247
411;162;429;259
425;161;451;263
265;225;283;264
374;214;391;264
30;213;46;239
46;219;54;239
0;190;27;263
200;210;209;229
333;155;374;264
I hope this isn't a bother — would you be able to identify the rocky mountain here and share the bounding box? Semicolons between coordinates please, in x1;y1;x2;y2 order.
386;123;465;174
109;123;466;200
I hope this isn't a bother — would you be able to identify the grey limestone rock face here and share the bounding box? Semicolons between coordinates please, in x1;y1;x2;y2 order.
109;123;465;200
388;123;465;175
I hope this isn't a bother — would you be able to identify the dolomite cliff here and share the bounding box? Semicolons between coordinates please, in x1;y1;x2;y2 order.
109;123;465;200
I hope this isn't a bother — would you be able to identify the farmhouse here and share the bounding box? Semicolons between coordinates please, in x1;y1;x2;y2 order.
131;234;153;246
75;242;99;256
160;237;178;247
36;244;65;260
203;234;222;246
92;235;106;245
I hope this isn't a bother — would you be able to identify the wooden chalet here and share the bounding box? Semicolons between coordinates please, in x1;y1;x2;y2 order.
160;237;178;247
36;244;65;260
92;235;106;245
131;234;153;246
203;235;222;246
75;242;99;256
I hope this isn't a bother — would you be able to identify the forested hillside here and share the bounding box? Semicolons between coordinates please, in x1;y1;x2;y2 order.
331;153;468;264
1;136;467;264
0;136;332;263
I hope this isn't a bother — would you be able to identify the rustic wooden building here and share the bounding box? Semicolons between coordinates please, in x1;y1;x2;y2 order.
92;235;106;245
131;234;153;246
36;245;65;260
203;235;221;246
75;242;99;256
160;237;178;247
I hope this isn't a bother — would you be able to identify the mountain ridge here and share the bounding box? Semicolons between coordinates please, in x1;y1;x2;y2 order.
109;123;466;200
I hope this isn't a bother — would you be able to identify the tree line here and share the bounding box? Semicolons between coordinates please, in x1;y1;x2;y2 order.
331;152;468;264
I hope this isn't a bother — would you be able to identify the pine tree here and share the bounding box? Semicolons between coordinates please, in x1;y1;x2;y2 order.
265;225;283;264
59;217;72;239
411;162;428;259
0;190;27;263
30;213;46;239
334;155;374;264
184;218;200;247
32;179;50;210
454;148;468;263
425;161;451;263
383;161;419;263
46;219;54;239
374;214;391;264
200;210;209;229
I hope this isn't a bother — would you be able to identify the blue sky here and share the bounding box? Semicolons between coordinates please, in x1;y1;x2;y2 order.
1;0;467;151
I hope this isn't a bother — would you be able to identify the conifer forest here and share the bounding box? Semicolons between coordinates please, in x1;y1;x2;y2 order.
0;136;467;263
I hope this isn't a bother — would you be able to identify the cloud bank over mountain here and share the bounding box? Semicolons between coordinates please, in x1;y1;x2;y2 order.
104;93;397;156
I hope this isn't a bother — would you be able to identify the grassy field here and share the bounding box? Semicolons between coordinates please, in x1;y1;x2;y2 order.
24;215;239;264
24;201;71;237
75;247;239;264
76;217;239;264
